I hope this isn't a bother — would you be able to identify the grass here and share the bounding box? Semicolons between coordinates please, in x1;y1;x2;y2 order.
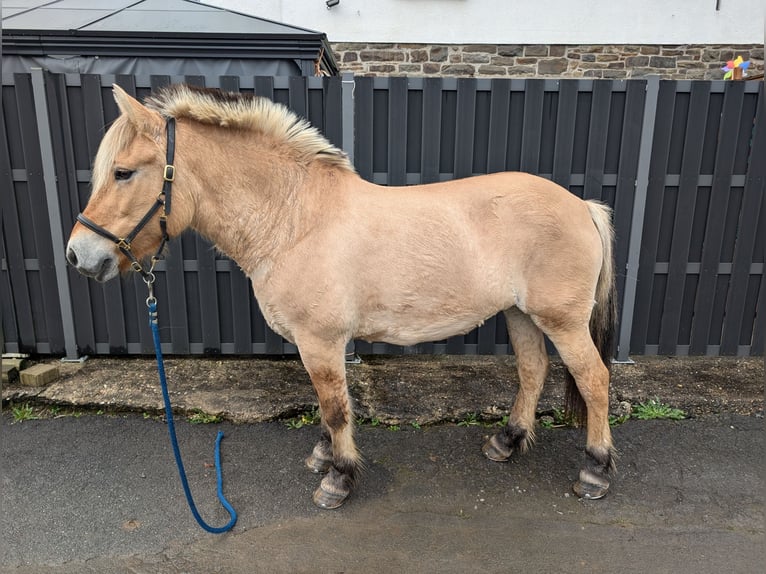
187;409;223;424
536;398;685;429
632;398;686;421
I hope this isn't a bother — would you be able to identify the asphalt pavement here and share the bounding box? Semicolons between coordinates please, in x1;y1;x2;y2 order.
2;408;763;573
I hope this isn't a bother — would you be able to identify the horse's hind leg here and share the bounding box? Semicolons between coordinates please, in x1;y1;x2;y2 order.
483;308;548;461
544;324;615;499
299;339;361;509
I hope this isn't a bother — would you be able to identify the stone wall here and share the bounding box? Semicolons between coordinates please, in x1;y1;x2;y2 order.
331;43;764;79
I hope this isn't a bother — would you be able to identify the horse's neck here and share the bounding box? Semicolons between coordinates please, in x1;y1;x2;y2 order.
185;147;306;276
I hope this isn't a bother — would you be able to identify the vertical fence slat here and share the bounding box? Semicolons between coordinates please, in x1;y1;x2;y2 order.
387;77;408;186
420;77;442;184
583;80;612;201
520;79;543;173
551;79;578;190
720;82;765;354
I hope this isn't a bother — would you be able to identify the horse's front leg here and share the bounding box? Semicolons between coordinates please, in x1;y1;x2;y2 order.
299;340;361;509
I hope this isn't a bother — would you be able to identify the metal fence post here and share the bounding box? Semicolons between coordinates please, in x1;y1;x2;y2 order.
616;75;660;362
341;72;359;361
30;68;80;360
341;72;355;165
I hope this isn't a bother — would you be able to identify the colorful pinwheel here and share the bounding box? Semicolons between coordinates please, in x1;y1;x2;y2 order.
721;56;751;80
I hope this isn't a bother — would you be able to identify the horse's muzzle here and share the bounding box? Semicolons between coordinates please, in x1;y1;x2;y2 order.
66;235;120;282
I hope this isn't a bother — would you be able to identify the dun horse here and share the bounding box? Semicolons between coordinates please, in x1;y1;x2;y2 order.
67;84;617;509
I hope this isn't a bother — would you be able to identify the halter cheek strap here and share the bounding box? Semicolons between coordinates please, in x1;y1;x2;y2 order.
76;118;176;278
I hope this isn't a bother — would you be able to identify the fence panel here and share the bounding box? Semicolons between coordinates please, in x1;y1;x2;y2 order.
631;80;763;356
1;73;66;354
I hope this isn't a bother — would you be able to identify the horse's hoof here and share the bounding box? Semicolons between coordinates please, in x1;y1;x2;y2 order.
482;434;513;462
305;453;332;474
312;484;350;509
573;479;609;500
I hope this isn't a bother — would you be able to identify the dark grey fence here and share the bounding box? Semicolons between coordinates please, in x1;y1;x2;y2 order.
1;72;763;359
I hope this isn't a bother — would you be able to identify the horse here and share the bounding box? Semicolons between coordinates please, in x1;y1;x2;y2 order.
66;84;618;509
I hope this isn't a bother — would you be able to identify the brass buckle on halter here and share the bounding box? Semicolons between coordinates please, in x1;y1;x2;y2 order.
163;164;175;182
131;260;144;273
117;238;132;251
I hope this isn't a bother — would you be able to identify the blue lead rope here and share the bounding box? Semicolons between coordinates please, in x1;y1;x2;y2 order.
147;294;237;534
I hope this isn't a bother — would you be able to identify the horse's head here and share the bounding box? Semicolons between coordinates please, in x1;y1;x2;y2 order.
66;85;176;281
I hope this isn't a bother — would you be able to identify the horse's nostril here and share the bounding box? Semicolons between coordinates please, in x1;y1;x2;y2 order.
66;247;78;267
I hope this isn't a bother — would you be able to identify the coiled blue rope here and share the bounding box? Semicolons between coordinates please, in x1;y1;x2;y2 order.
148;297;237;534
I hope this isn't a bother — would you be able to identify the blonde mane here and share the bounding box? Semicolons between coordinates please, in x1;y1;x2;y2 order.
144;84;355;173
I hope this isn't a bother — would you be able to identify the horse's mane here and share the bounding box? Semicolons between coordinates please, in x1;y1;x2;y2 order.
144;84;355;173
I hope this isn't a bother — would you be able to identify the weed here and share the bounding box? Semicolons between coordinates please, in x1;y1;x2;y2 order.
410;421;421;430
11;403;37;423
609;414;631;426
187;410;223;424
388;424;401;431
540;408;574;429
632;398;686;421
285;407;320;429
457;413;480;427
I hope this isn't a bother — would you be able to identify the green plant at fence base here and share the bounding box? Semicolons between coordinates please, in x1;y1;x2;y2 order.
609;414;631;426
187;409;223;424
632;398;686;421
457;413;481;427
285;407;320;429
11;403;37;423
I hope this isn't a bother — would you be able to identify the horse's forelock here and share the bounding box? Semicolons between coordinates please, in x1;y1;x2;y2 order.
91;116;138;195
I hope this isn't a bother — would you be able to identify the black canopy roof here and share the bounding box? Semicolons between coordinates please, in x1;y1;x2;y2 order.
2;0;338;76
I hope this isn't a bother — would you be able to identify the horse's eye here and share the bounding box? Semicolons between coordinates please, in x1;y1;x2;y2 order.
114;168;134;181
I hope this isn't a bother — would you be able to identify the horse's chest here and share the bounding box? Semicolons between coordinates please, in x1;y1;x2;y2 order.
257;300;296;344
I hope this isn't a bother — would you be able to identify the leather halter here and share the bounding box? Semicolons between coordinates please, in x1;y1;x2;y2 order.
76;118;176;278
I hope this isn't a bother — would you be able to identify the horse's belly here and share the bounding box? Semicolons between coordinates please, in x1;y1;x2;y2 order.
357;309;495;347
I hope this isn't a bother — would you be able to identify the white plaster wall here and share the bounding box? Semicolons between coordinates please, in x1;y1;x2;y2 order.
206;0;764;44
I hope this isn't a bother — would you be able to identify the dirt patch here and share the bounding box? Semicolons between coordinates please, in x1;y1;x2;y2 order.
3;354;762;424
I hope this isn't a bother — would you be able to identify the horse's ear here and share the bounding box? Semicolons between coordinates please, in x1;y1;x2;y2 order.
112;84;163;136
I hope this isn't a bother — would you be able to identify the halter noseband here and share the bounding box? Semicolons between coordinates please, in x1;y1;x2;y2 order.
76;118;176;279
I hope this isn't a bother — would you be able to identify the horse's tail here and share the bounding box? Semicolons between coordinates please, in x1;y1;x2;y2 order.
565;200;618;426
